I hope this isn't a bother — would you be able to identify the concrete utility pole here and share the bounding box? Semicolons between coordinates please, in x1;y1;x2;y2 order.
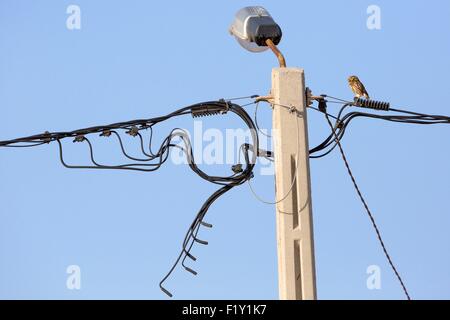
228;5;316;300
272;68;317;300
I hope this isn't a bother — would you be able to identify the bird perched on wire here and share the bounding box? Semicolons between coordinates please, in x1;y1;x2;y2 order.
348;75;370;100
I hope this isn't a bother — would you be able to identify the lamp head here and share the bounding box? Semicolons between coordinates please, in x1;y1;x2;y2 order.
229;6;282;53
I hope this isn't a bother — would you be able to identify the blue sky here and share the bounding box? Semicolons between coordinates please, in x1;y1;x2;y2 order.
0;0;449;299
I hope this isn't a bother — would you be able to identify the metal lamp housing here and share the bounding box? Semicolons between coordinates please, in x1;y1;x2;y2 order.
229;6;282;53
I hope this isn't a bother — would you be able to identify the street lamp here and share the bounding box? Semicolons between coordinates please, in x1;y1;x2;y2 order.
229;6;286;67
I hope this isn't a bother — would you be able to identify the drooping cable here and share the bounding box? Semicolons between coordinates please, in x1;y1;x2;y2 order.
0;99;260;298
323;112;411;300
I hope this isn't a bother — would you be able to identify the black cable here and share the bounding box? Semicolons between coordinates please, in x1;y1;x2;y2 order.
158;103;258;296
307;95;450;300
323;112;411;300
309;103;351;157
5;93;446;298
309;102;450;158
0;142;47;148
307;105;339;120
0;99;259;298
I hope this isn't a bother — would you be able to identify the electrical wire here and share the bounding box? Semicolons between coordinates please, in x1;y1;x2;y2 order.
3;92;449;299
323;112;411;300
308;101;450;158
307;95;450;300
0;99;260;298
224;94;260;101
254;101;272;138
236;99;300;205
247;108;300;205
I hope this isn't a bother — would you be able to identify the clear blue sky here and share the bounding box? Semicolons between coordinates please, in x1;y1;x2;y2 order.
1;0;449;299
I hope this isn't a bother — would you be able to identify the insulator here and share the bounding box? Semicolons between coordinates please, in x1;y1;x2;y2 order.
191;110;222;118
191;104;228;118
354;97;390;111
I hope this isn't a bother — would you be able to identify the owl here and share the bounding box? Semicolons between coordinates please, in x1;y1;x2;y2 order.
348;75;370;100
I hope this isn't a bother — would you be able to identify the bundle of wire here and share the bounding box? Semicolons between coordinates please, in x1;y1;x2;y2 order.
309;98;450;158
0;99;259;297
2;94;450;299
307;96;450;300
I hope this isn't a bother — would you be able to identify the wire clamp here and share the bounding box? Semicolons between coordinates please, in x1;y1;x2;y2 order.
100;129;111;137
218;99;230;114
42;131;52;144
126;126;139;137
288;105;297;114
73;135;85;143
306;88;326;106
336;119;344;129
318;97;328;113
231;163;243;174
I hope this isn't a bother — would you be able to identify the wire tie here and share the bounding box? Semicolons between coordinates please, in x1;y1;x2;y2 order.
73;135;85;143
